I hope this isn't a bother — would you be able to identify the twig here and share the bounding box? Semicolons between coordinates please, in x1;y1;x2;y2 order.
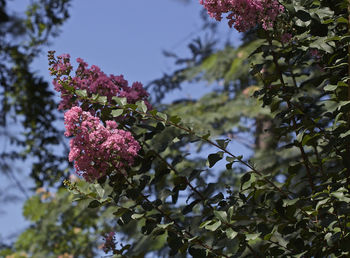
121;173;229;258
267;34;315;192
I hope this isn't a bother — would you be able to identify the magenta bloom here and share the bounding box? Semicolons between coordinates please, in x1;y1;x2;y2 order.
200;0;284;32
64;107;140;181
50;54;151;110
102;232;117;254
281;33;292;44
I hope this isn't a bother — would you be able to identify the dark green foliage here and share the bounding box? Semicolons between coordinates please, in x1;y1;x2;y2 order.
0;0;71;188
5;0;350;257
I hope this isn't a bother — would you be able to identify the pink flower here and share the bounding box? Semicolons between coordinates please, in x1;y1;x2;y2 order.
48;54;147;180
281;33;292;44
64;107;140;181
200;0;284;32
102;232;116;254
49;54;151;111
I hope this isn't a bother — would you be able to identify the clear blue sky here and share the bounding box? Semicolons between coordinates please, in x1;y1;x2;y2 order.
32;0;239;92
1;0;240;245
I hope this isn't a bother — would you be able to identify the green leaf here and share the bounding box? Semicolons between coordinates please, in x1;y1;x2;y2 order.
340;130;350;138
173;176;187;191
250;63;264;75
126;103;137;110
269;246;285;256
113;207;129;217
283;198;299;207
216;139;229;149
296;10;311;21
75;89;88;98
131;213;144;220
112;96;127;106
337;101;350;111
149;109;158;116
202;131;211;140
213;210;227;223
126;188;141;200
111;109;124;117
199;220;212;228
182;200;200;215
97;96;107;105
157;222;174;229
157;112;168;121
204;220;221;231
227;206;234;221
169;115;181;124
137;100;147;113
142;219;157;235
310;37;334;53
207;151;224;168
160;189;173;202
87;200;101;209
94;184;105;199
336;17;348;24
208;192;224;204
330;188;350;202
189;246;207;257
316;198;329;210
167;231;183;255
226;228;238;239
241;173;251;186
323;84;338;91
246;233;261;241
23;196;45;222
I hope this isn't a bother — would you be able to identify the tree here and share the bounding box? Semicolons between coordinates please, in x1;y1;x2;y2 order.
4;0;350;257
0;0;73;252
0;0;71;190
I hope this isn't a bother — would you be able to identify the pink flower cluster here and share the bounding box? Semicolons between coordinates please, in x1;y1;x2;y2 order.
48;52;146;180
199;0;284;32
49;54;150;110
64;106;140;181
102;232;117;254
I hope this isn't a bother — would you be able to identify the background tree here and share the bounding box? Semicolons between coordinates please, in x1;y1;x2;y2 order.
0;0;74;251
0;0;72;188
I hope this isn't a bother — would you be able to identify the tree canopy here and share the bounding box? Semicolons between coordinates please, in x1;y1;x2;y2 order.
2;0;350;257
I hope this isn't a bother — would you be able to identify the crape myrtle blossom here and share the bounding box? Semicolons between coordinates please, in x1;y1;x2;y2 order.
49;52;151;110
49;52;148;181
199;0;284;32
64;106;140;181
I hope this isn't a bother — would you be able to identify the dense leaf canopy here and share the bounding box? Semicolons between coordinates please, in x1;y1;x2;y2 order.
2;0;350;257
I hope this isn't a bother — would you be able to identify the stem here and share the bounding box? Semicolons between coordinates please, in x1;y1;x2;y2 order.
132;108;322;225
335;210;345;239
267;34;315;192
149;111;290;198
83;88;319;236
347;2;350;173
246;244;260;258
313;144;325;177
142;142;262;257
121;174;228;257
87;92;291;198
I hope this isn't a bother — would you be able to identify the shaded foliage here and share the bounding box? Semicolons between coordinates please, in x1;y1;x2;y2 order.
4;0;350;257
0;0;71;188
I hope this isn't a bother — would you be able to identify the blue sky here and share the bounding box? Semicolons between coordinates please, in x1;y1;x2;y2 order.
32;0;239;91
1;0;240;245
